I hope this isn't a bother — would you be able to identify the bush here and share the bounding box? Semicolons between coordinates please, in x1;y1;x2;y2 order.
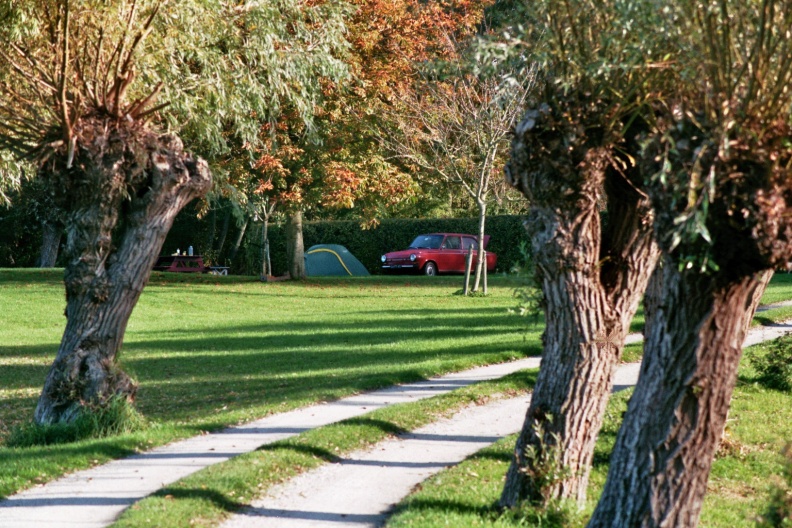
750;335;792;392
7;397;147;447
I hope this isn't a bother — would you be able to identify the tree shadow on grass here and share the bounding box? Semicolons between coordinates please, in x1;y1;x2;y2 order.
150;487;246;512
754;315;778;327
466;450;512;464
388;497;498;520
339;416;410;436
257;417;409;463
258;443;341;463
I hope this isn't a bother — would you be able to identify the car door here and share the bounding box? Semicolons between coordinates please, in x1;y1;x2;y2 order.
438;235;465;271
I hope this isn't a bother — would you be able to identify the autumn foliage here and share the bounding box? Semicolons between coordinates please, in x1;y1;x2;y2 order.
248;0;495;225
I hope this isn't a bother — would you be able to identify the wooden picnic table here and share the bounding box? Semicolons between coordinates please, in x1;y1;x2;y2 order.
153;255;208;273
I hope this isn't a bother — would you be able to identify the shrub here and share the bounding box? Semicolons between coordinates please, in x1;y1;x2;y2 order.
750;335;792;392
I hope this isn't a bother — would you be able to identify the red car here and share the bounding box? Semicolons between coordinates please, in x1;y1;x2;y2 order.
381;233;497;276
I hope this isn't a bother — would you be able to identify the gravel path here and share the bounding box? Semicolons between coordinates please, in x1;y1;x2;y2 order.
755;299;792;312
1;319;789;528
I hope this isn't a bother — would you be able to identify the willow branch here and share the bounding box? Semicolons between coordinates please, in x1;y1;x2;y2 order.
119;1;162;78
8;42;57;90
126;82;162;118
114;0;139;83
59;0;72;142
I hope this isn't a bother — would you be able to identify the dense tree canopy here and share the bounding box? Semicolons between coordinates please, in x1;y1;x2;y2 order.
0;0;350;162
244;0;498;226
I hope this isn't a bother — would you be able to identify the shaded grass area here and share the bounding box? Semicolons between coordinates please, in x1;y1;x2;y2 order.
0;270;539;498
112;369;539;528
385;338;792;527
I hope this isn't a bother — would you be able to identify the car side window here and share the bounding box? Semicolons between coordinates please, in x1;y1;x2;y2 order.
443;236;461;250
461;237;478;250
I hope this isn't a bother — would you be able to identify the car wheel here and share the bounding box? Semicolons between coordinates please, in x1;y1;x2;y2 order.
424;262;438;276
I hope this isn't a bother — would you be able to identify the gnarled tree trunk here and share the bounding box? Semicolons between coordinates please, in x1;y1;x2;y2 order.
286;210;305;279
589;115;791;527
500;106;659;507
35;120;211;425
588;262;771;527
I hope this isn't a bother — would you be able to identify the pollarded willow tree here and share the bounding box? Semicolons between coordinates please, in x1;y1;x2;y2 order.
0;0;349;425
490;0;676;507
590;1;792;525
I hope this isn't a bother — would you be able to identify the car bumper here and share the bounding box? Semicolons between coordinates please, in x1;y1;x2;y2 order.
382;264;418;270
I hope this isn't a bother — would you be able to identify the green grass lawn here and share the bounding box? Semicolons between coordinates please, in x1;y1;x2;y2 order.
1;268;790;521
385;338;792;528
0;269;541;498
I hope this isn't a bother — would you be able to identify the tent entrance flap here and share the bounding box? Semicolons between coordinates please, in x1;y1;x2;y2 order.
305;244;370;276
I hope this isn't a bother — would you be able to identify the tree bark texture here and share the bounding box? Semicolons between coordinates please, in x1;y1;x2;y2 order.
588;261;771;527
500;105;660;507
35;118;211;425
38;220;62;267
286;210;306;279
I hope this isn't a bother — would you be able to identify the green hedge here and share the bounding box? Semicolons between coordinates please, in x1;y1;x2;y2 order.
262;215;529;276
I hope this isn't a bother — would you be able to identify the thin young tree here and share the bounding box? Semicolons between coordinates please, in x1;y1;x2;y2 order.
0;0;349;425
386;57;534;290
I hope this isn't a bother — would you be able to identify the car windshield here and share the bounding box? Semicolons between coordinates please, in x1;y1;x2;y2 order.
409;235;444;249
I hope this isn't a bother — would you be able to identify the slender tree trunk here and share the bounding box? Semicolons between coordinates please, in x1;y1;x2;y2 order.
38;221;61;268
205;208;217;252
35;124;211;425
260;219;270;278
228;216;248;264
501;118;659;507
215;207;231;259
588;263;772;527
472;200;487;292
286;210;305;279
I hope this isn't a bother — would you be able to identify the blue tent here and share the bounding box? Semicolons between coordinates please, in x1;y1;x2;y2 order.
305;244;370;276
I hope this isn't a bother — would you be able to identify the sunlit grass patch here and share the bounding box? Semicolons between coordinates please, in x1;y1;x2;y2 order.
760;273;792;306
0;270;538;497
